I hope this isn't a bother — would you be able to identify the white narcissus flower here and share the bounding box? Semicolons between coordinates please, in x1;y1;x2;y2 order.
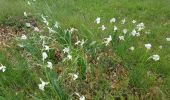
131;29;140;36
123;29;128;34
166;38;170;41
67;54;72;60
47;61;53;69
34;27;40;32
150;54;160;61
95;17;100;24
144;43;152;50
0;64;6;72
99;25;106;31
48;27;56;33
54;21;60;28
38;78;49;91
42;52;48;61
132;20;136;24
75;92;85;100
114;26;118;32
24;12;27;17
69;73;78;80
21;34;27;40
110;18;116;23
63;47;70;54
136;22;145;31
122;18;126;24
103;35;112;46
44;45;50;52
25;23;31;28
129;46;135;51
119;36;125;41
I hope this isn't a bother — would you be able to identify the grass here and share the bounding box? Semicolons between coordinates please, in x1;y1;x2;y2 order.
0;0;170;99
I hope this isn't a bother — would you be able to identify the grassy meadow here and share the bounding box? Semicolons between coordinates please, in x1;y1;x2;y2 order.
0;0;170;99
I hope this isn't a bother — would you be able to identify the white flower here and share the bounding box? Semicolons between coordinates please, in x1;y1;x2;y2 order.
136;22;145;31
119;36;125;41
95;17;100;24
44;45;50;52
41;15;49;26
25;23;31;28
27;1;31;5
131;29;140;36
47;61;53;69
103;35;112;46
123;29;128;34
129;46;135;51
150;54;160;61
75;92;85;100
69;73;78;80
132;20;136;24
0;64;6;72
69;28;78;33
54;21;60;28
24;12;27;17
166;38;170;41
67;54;72;60
48;27;56;33
34;27;40;32
144;43;152;50
63;47;70;54
121;18;126;24
110;18;116;23
42;52;48;61
80;39;85;46
114;26;118;32
21;34;27;40
38;78;49;91
99;25;106;31
159;45;163;49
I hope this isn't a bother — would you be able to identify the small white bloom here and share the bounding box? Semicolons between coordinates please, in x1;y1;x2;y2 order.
119;36;125;41
48;27;56;33
95;17;100;24
110;18;116;23
38;78;49;91
44;45;50;52
123;29;128;34
150;54;160;61
121;18;126;24
25;23;31;28
41;15;49;26
0;64;6;72
69;28;78;33
54;21;60;28
75;92;85;100
42;52;48;61
136;22;145;31
99;25;106;31
166;38;170;41
80;39;85;46
129;46;135;51
34;27;40;32
69;73;78;80
67;54;72;60
114;26;118;32
75;40;81;45
47;61;53;69
63;47;70;54
103;35;112;46
131;29;140;36
159;45;163;49
132;20;136;24
21;34;27;40
24;12;27;17
27;1;31;5
144;43;152;50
